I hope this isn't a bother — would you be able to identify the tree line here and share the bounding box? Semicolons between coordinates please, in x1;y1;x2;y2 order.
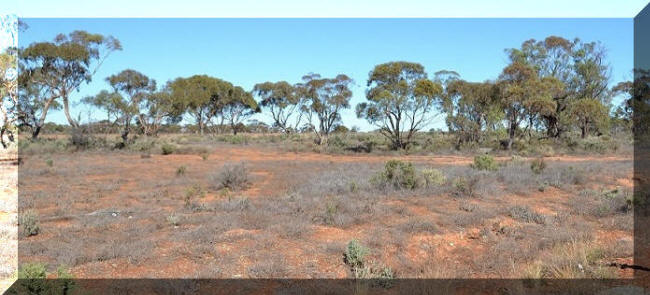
0;30;636;150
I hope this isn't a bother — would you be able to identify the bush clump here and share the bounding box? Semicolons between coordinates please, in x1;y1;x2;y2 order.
509;205;548;224
530;158;547;175
472;155;498;171
344;239;369;270
212;162;251;191
372;160;419;190
161;143;176;155
19;210;40;237
13;263;76;295
452;176;479;198
421;168;446;187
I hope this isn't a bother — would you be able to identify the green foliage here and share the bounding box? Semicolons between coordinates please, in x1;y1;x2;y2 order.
421;168;446;187
372;160;419;190
530;158;546;174
161;143;175;155
11;263;76;295
452;176;478;198
19;210;40;237
45;158;53;167
471;155;498;171
357;61;443;149
344;240;369;269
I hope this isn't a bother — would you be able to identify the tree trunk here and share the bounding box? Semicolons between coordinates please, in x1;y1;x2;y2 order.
32;126;42;139
62;94;79;128
507;122;516;150
319;133;328;146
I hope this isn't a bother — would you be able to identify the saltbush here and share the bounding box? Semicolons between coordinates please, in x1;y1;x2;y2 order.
421;168;446;187
212;162;251;191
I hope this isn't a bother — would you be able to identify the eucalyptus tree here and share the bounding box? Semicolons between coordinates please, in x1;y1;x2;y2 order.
0;49;17;147
445;80;502;147
16;69;61;139
356;62;444;150
506;36;611;138
19;31;121;128
168;75;225;135
220;85;259;135
298;73;353;145
497;62;546;150
568;98;609;138
252;81;303;133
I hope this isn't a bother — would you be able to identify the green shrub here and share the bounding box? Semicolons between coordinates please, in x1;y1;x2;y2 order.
19;210;40;237
471;155;498;171
371;160;419;190
45;159;53;167
421;168;446;187
344;240;369;269
12;263;76;295
530;158;547;175
452;176;478;198
161;143;176;155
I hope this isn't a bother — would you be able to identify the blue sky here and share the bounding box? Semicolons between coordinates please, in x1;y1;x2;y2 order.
20;18;633;131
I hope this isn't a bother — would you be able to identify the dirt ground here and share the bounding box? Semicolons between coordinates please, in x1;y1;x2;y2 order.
13;143;636;282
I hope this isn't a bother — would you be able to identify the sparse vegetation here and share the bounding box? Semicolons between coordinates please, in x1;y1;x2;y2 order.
9;24;634;285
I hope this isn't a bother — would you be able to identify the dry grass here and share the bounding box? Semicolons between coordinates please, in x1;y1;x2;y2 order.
11;137;634;281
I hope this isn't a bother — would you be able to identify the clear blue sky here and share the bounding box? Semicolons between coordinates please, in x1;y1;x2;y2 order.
20;18;633;131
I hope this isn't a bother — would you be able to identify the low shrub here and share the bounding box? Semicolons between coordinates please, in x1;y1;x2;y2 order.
344;239;369;269
211;162;251;191
176;165;187;177
19;210;40;237
371;160;419;190
508;205;548;224
12;263;76;295
161;143;176;155
451;176;479;198
471;155;498;171
530;158;546;175
421;168;446;187
167;213;180;226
